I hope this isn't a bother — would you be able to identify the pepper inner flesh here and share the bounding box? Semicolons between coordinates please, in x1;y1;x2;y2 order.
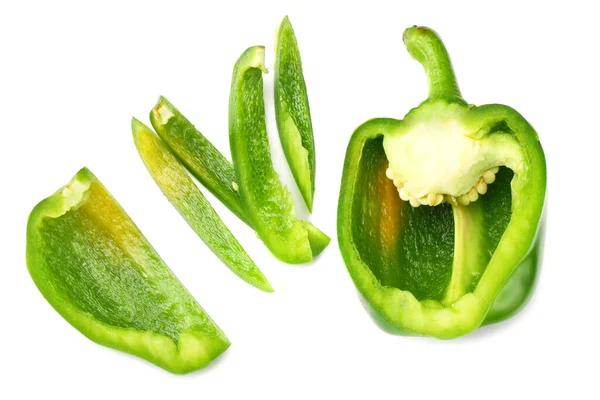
37;180;217;342
352;136;512;303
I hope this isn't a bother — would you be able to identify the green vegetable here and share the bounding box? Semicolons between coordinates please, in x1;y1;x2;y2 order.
275;16;316;212
150;99;329;261
132;118;273;292
26;168;230;373
150;96;248;224
229;45;320;264
337;26;546;338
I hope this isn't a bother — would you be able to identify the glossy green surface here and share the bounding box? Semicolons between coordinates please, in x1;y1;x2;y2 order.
132;119;273;292
27;168;230;373
229;46;313;264
337;26;546;338
275;16;316;212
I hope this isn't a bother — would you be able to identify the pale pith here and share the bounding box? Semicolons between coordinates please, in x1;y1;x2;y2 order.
386;165;499;207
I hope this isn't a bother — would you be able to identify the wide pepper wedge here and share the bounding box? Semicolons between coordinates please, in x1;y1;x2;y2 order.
26;168;230;373
337;26;546;338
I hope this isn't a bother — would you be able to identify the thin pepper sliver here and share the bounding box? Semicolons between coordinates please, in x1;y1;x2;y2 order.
149;96;249;225
150;96;330;260
275;16;316;212
132;118;273;292
26;167;230;373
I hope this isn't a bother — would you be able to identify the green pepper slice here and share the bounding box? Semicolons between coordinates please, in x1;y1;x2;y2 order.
150;96;249;225
26;168;230;373
229;46;325;264
337;26;546;338
132;118;273;292
275;16;316;212
150;96;329;259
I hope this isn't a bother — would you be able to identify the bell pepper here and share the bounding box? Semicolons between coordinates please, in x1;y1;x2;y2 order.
132;118;273;292
275;16;316;212
337;26;546;338
26;167;230;373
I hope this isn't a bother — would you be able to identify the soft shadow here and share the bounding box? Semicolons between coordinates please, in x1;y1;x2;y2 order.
360;289;539;344
179;348;232;378
106;344;232;378
452;300;537;343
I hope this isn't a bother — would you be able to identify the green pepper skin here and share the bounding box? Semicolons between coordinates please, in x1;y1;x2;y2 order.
132;119;273;292
26;168;230;373
275;16;316;212
337;27;546;338
229;46;317;264
150;96;329;258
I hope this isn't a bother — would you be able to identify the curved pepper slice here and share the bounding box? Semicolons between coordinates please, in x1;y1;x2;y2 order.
132;118;273;292
337;26;546;338
275;16;316;212
26;168;230;373
150;97;329;258
229;46;324;264
149;96;249;225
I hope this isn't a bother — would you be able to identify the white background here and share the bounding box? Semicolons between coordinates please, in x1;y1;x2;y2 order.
2;0;599;398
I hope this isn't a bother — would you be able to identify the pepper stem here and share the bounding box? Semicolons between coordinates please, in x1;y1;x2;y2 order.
403;26;465;105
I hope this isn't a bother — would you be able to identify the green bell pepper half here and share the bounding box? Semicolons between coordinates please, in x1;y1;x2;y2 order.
26;167;230;373
275;16;316;212
132;118;273;292
337;26;546;338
